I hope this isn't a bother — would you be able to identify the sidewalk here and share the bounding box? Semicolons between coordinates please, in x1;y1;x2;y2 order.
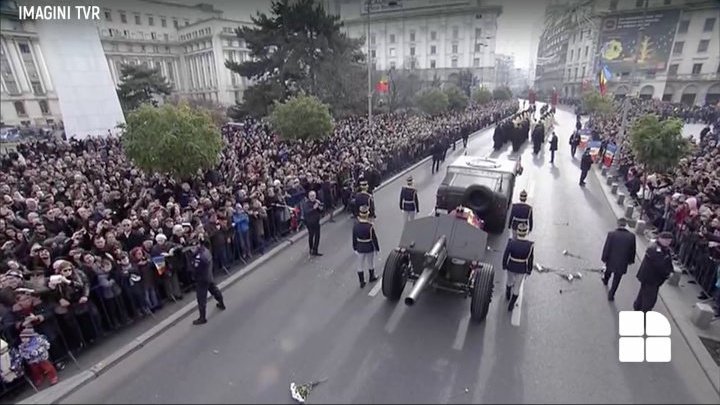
590;165;720;394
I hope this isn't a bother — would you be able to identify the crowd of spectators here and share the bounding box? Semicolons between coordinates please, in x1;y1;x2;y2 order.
583;97;720;315
0;100;518;393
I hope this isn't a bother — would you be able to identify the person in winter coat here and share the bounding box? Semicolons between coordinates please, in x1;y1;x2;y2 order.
633;232;674;312
579;149;593;186
129;245;160;311
231;203;251;260
18;327;58;386
117;253;150;318
601;218;637;301
569;131;581;158
549;132;559;164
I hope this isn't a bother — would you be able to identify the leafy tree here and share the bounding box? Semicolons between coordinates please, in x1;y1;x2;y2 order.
492;86;513;101
268;94;334;141
472;87;493;105
116;64;172;113
121;102;223;180
582;89;614;117
450;69;474;97
167;96;228;128
444;85;468;111
226;0;366;118
628;114;690;216
415;88;449;116
386;70;422;113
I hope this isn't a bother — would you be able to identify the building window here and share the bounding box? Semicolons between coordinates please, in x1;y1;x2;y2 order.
451;58;458;68
430;45;436;55
430;31;437;41
389;48;396;57
570;49;574;60
148;16;154;26
141;45;146;52
410;47;415;56
678;20;689;33
31;81;44;95
135;14;141;25
410;31;415;42
164;33;169;41
123;30;129;37
475;43;482;52
668;64;678;76
581;66;586;78
574;67;578;79
610;0;619;10
452;43;458;53
173;19;178;28
475;28;481;38
636;0;645;7
161;17;166;27
18;43;30;54
473;57;479;67
153;46;159;53
430;59;436;68
389;34;396;44
580;30;583;41
370;34;376;45
151;32;157;40
390;61;396;69
568;68;572;79
672;41;684;55
185;20;190;26
692;63;702;74
704;18;716;32
104;10;111;21
14;101;26;116
120;12;127;23
452;26;458;39
39;100;50;115
698;39;709;53
584;46;589;57
717;62;720;73
370;49;376;58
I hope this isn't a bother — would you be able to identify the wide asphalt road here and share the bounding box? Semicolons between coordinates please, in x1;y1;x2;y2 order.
63;104;719;404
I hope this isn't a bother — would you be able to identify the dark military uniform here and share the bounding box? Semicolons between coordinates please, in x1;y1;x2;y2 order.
191;244;225;324
508;202;533;234
502;228;534;311
354;190;375;218
352;207;380;288
633;242;673;312
399;185;419;222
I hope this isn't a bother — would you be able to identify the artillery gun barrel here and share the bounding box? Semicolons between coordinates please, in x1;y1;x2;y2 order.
405;235;447;306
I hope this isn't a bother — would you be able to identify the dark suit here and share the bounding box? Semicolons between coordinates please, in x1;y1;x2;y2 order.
549;134;558;163
633;243;673;312
579;152;593;185
302;199;323;254
192;246;224;321
601;227;636;299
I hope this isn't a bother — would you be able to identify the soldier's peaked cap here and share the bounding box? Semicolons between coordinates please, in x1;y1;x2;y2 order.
517;222;529;234
406;176;413;184
519;190;528;200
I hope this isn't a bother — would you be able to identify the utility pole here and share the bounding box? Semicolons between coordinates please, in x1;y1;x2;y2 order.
366;1;372;131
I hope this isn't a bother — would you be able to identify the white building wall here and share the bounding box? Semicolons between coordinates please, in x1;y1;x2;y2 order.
34;19;125;138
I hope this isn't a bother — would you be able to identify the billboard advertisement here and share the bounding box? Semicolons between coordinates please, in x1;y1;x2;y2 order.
597;9;680;73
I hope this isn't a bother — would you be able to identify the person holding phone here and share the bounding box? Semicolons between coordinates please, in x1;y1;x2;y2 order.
303;191;324;256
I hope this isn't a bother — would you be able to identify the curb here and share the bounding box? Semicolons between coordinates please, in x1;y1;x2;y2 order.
20;114;513;404
590;166;720;395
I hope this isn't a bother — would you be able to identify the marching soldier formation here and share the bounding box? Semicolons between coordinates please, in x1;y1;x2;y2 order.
352;205;380;288
502;222;534;311
399;176;419;223
508;190;533;238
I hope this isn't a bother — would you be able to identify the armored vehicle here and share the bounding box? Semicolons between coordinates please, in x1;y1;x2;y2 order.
435;156;522;233
382;207;495;322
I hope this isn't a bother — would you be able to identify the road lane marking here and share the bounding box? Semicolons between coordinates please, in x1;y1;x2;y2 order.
511;277;525;327
452;313;472;351
368;278;383;297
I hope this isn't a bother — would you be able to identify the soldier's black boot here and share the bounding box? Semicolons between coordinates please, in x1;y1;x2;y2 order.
505;286;512;301
508;294;519;311
357;272;366;288
368;269;379;283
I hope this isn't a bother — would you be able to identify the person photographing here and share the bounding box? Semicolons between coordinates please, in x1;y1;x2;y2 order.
303;190;324;256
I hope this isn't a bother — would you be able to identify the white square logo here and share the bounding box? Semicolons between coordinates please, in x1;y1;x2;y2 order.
618;311;671;363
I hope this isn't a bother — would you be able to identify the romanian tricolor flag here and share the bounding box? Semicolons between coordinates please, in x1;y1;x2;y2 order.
375;77;389;93
598;64;612;96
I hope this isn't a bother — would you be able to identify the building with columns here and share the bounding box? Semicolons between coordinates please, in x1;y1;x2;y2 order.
1;0;253;130
327;0;502;88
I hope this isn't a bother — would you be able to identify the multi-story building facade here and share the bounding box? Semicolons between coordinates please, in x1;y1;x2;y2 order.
328;0;502;88
534;0;580;95
537;0;720;105
1;0;252;129
495;53;514;87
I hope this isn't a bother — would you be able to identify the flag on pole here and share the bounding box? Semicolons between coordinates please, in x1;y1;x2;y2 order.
598;64;612;96
375;77;389;93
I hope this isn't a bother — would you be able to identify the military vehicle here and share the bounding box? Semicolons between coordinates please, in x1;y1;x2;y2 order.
435;155;522;233
382;207;495;322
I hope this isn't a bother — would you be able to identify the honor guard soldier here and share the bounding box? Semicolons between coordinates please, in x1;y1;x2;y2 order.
502;223;534;311
352;205;380;288
508;190;533;238
399;176;419;223
354;180;375;218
